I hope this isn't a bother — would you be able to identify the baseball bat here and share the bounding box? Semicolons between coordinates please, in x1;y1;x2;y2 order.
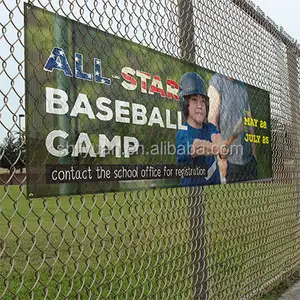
227;117;244;146
219;118;244;159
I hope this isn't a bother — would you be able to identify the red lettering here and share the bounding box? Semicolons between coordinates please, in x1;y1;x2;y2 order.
149;75;166;97
166;79;179;100
136;71;151;93
121;72;137;88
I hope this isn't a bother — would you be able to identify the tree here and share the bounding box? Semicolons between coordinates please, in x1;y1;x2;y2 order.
0;134;26;173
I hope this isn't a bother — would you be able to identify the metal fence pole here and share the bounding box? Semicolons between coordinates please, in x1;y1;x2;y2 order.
54;15;73;195
286;46;300;264
178;1;208;299
178;0;195;63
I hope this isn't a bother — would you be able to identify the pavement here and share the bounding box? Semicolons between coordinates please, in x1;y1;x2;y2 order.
279;281;300;300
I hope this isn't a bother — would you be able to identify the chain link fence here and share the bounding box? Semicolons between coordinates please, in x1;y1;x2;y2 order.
0;0;300;299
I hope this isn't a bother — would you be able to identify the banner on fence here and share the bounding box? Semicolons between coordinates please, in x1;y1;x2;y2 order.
25;5;272;197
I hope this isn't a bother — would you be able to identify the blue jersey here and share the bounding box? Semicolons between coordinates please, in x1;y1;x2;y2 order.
176;122;221;187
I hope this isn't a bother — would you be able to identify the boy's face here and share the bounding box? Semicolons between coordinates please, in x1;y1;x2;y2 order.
187;94;207;128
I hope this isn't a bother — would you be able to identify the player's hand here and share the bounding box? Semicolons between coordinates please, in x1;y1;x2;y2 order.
191;139;217;157
211;134;228;158
218;157;227;177
218;141;229;159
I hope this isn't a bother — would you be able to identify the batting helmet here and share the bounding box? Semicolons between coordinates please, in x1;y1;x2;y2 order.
178;72;209;118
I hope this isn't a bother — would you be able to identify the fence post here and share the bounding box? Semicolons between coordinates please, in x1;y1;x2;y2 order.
178;2;208;299
53;16;73;195
286;45;300;262
178;0;195;63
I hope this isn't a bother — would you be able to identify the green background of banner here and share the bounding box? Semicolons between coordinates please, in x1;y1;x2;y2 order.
25;5;272;197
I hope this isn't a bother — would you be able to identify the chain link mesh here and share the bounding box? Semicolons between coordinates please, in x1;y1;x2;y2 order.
0;0;300;299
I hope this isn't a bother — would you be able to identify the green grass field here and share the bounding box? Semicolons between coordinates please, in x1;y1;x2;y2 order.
0;186;194;299
0;183;299;299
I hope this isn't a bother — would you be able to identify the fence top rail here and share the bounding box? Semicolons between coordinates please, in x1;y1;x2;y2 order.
231;0;300;55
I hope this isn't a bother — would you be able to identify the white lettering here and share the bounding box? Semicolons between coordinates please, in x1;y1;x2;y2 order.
46;87;69;115
166;109;176;129
148;107;164;127
132;103;147;125
45;130;69;157
99;135;121;158
177;111;187;130
96;97;113;121
124;136;140;158
115;100;130;123
70;93;95;119
71;133;96;157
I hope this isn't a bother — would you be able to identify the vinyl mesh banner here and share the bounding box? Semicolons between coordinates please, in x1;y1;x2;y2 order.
25;5;272;197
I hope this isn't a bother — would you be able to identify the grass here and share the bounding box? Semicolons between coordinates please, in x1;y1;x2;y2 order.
0;185;194;299
259;268;300;299
204;182;299;299
0;182;299;299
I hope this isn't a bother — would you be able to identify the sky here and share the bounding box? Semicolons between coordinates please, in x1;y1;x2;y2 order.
251;0;300;42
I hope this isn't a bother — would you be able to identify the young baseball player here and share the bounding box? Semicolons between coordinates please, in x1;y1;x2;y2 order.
176;72;227;187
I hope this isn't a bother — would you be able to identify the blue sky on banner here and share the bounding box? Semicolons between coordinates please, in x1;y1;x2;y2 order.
0;0;299;142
